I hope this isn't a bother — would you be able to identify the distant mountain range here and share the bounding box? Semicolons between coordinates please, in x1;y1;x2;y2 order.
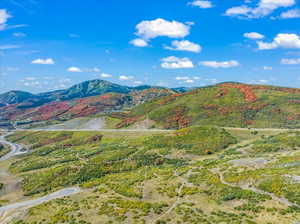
2;80;300;129
0;79;185;128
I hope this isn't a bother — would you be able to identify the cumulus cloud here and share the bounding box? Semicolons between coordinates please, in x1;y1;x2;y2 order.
199;60;240;68
161;56;194;69
67;67;82;72
165;40;202;53
281;58;300;64
257;33;300;50
130;38;148;47
31;58;55;65
280;9;300;18
119;75;134;80
244;32;265;39
188;0;213;8
0;9;11;30
225;0;296;18
135;18;191;40
225;5;252;17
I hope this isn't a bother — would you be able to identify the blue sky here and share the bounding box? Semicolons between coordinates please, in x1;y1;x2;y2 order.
0;0;300;93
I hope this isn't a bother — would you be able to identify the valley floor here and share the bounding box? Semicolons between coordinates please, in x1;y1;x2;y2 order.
1;127;300;223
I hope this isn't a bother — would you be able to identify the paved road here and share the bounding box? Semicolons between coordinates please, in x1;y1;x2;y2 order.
0;187;81;213
223;127;300;132
12;128;173;133
0;133;81;223
0;133;25;162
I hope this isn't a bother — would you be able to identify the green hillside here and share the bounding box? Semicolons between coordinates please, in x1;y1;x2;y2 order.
115;83;300;129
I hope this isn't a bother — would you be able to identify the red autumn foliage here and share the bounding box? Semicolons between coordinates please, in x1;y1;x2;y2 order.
165;106;190;129
244;120;255;125
219;83;257;102
116;116;141;128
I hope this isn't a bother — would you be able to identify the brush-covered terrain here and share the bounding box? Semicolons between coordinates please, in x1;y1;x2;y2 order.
1;127;300;223
3;80;300;130
115;82;300;129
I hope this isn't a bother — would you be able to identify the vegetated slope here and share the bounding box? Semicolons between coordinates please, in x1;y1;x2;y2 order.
0;80;177;128
114;82;300;129
6;126;235;196
7;128;300;223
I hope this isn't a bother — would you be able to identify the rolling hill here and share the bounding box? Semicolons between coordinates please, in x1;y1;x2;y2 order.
114;82;300;129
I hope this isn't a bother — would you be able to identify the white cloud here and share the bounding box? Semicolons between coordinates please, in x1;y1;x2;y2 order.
119;75;134;80
250;79;269;84
130;38;148;47
6;67;19;72
31;58;55;65
165;40;202;53
134;81;143;85
280;9;300;18
59;78;72;83
23;81;41;87
101;73;112;78
0;9;11;30
205;78;218;83
225;5;252;17
263;66;273;70
176;76;190;80
24;77;36;81
188;0;213;8
258;79;268;83
257;33;300;50
184;79;195;83
225;0;296;18
199;60;240;68
88;67;100;72
135;18;191;40
13;32;26;37
161;56;194;69
281;58;300;64
67;67;82;72
244;32;265;39
0;45;20;50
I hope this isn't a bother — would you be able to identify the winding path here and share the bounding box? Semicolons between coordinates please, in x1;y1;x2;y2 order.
0;133;82;223
211;168;300;208
0;133;25;162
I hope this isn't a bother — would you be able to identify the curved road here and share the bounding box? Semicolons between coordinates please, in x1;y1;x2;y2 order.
0;133;82;223
0;133;25;162
0;187;81;213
